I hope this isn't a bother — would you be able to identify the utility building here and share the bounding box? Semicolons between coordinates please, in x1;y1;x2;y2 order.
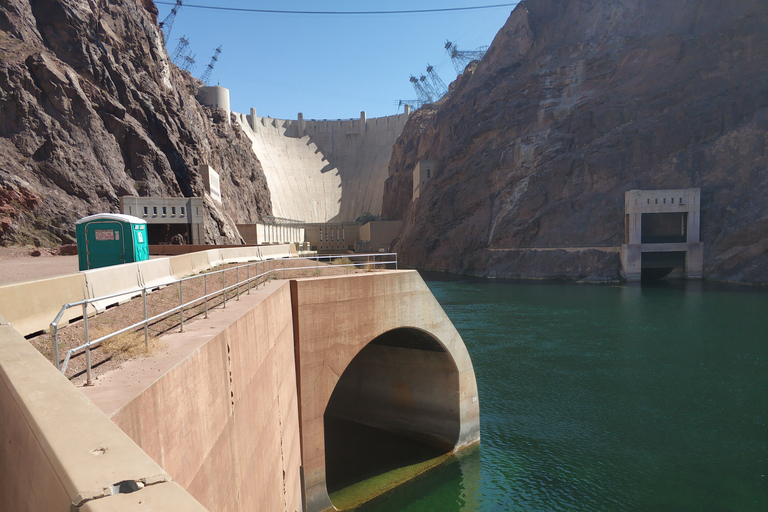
621;188;703;280
120;196;205;245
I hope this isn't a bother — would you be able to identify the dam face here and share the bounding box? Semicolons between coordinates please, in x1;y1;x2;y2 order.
0;270;480;512
235;111;409;223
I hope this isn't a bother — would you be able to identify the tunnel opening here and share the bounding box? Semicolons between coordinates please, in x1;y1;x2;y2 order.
641;251;687;280
324;327;460;502
147;223;191;245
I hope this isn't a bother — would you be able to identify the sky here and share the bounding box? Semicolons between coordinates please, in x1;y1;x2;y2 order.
155;1;518;120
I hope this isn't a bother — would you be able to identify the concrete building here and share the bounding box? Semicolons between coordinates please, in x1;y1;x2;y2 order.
359;220;402;252
413;159;435;202
236;221;306;246
621;188;703;280
120;196;205;245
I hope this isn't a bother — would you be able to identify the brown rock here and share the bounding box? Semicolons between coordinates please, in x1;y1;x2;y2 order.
0;0;272;248
384;0;768;283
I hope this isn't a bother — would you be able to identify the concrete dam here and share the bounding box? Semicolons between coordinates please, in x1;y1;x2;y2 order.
0;257;480;511
234;105;409;223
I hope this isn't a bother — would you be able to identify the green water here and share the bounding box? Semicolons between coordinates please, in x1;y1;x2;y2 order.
357;275;768;512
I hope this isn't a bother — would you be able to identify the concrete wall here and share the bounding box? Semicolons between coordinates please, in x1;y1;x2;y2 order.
234;111;409;223
108;282;302;512
0;264;480;512
290;271;481;512
0;314;207;511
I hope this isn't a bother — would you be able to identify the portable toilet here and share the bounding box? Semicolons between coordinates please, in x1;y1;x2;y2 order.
75;213;149;271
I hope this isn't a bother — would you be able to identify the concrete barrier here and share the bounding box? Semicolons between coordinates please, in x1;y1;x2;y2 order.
0;316;208;512
136;258;175;290
0;274;89;337
205;249;223;268
168;253;196;279
83;263;142;313
259;244;292;260
220;246;263;264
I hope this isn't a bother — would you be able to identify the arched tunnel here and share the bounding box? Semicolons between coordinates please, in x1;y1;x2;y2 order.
323;327;461;496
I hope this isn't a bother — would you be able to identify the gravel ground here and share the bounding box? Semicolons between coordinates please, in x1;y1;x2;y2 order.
22;257;388;386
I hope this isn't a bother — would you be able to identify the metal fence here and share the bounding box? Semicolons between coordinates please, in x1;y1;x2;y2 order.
50;253;397;384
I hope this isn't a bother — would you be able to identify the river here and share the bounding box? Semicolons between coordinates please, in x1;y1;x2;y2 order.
356;274;767;512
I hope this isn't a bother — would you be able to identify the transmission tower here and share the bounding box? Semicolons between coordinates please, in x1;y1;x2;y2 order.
410;75;434;104
394;99;425;111
180;53;196;73
419;75;441;102
160;0;183;41
426;64;448;97
171;35;190;66
200;45;222;85
445;40;488;74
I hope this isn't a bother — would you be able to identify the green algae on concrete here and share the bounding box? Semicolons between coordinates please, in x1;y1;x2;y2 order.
329;452;455;511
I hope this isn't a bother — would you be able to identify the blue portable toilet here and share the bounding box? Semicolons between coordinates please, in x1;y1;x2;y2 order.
75;213;149;271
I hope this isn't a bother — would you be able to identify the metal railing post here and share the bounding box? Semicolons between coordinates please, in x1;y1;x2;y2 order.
83;303;92;386
53;324;60;370
236;267;240;300
223;269;227;308
283;260;286;280
179;280;184;332
143;287;149;348
204;273;209;319
247;264;251;294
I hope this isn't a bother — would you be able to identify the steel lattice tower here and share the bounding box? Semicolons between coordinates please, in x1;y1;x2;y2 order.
180;53;196;73
445;40;488;75
171;36;190;66
200;46;222;85
426;64;448;97
410;75;434;104
160;0;183;41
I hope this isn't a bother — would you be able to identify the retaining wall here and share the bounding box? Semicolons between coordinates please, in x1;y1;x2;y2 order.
106;282;302;512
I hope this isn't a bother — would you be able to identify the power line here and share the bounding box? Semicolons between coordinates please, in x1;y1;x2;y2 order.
155;2;517;16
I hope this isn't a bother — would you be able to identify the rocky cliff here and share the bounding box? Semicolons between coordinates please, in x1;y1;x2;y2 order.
384;0;768;283
0;0;271;246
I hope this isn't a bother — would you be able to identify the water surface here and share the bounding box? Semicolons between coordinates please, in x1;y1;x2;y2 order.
357;275;768;511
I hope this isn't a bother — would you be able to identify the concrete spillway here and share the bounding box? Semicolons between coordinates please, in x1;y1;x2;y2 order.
234;111;409;223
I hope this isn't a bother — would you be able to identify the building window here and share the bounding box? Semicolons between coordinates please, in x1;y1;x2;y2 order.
162;207;167;215
143;207;148;215
153;207;157;215
181;207;185;216
427;169;431;179
171;207;176;216
647;199;650;205
663;198;666;204
655;198;658;204
671;198;675;204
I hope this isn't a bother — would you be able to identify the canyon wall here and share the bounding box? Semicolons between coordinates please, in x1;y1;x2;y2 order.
384;0;768;283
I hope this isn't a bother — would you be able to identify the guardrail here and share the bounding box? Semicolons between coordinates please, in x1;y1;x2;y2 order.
50;253;397;384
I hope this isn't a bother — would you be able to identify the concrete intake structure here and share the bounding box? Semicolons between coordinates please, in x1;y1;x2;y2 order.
234;110;409;223
621;188;703;280
0;270;480;512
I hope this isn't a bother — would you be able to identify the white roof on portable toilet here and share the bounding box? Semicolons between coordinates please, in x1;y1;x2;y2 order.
75;213;147;225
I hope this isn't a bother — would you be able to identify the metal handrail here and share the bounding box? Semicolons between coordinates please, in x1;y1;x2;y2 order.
50;253;397;384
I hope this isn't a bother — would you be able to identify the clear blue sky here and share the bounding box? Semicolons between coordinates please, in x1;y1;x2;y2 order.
155;1;517;120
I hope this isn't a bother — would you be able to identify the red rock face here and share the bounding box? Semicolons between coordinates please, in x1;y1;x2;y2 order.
0;0;271;246
383;0;768;283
